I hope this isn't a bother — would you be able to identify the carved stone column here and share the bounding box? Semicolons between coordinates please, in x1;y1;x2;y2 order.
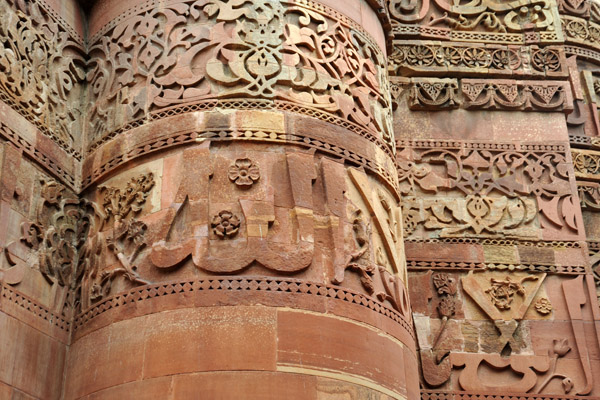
58;0;416;398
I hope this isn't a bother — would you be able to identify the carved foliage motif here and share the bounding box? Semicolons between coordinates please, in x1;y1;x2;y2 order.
485;275;538;310
558;0;591;17
86;0;393;153
393;77;572;111
389;42;566;77
388;0;561;43
5;174;155;316
562;15;600;49
333;167;409;314
573;148;600;179
0;0;84;158
408;78;460;109
577;182;600;210
462;79;570;111
398;142;580;238
147;147;408;314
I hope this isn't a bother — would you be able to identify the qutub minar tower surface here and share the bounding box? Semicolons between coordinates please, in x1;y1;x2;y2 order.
1;0;600;398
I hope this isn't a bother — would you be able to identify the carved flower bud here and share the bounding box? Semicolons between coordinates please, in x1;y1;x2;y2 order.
437;296;456;318
211;210;241;238
552;338;571;357
562;377;574;394
228;158;260;188
126;220;147;246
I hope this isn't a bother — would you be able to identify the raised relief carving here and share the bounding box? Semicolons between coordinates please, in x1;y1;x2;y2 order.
393;77;572;111
333;167;410;314
0;0;84;158
561;275;594;395
228;158;260;188
4;173;155;315
389;42;566;77
398;141;582;239
408;78;460;110
211;210;241;238
86;0;393;154
562;15;600;51
388;0;561;43
535;339;573;394
151;146;316;274
534;297;553;314
485;275;538;311
462;271;545;353
431;272;457;349
558;0;590;17
462;80;571;111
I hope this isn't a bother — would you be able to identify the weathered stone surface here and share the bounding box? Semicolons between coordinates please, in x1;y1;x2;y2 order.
2;0;600;398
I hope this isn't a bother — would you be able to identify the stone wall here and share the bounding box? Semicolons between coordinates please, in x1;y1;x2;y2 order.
0;0;598;399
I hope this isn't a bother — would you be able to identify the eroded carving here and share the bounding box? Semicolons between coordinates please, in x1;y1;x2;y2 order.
390;42;566;77
0;0;84;158
398;141;580;239
485;275;538;311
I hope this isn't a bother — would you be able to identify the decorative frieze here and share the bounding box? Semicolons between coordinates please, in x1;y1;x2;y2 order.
397;140;581;240
388;0;562;44
393;77;572;112
0;0;85;160
85;0;394;155
389;41;568;78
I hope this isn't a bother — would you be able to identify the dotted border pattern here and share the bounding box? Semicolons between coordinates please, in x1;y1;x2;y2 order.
407;260;587;274
0;120;77;190
0;283;71;333
72;276;415;340
82;127;400;198
421;391;587;400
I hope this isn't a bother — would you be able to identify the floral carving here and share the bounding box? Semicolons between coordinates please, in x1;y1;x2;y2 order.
343;210;376;293
0;0;84;158
100;173;155;223
398;142;578;238
390;42;565;77
40;179;65;206
578;182;600;210
535;339;573;394
532;48;562;72
561;15;600;49
408;79;460;110
86;0;393;154
534;297;553;314
431;272;458;349
573;149;600;178
228;158;260;188
10;173;156;315
485;276;538;311
211;210;241;238
461;80;570;111
388;0;560;44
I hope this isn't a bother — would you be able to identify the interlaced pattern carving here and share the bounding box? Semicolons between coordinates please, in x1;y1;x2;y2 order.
0;0;85;159
389;42;566;77
397;141;579;238
388;0;561;44
86;0;394;154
